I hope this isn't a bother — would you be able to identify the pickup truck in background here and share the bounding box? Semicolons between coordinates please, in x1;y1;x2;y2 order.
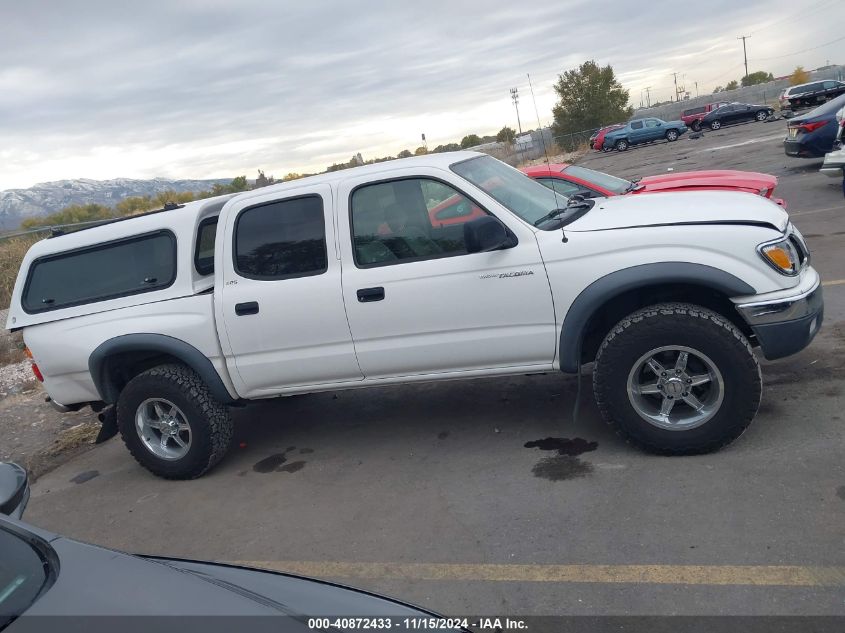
681;102;728;131
7;152;823;479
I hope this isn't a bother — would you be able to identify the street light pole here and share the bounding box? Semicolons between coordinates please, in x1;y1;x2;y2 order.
510;87;522;135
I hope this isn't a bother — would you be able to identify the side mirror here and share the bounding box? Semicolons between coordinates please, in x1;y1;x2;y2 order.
464;216;515;253
0;463;30;519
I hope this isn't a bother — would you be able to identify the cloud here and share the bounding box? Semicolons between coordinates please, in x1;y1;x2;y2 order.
2;0;844;189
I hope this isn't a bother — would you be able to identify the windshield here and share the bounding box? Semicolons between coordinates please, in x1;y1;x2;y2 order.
0;526;50;630
451;155;573;228
562;165;631;195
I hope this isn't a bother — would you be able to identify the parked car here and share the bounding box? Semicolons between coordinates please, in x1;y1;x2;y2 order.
0;463;460;631
603;118;688;151
784;93;845;158
681;102;729;132
7;152;822;478
590;124;624;151
780;80;845;111
522;164;785;207
700;102;774;130
820;106;845;196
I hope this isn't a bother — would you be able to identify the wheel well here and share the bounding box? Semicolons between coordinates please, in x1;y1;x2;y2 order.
100;351;184;401
578;283;753;366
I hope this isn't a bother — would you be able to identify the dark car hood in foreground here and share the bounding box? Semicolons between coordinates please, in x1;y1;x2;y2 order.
8;524;435;632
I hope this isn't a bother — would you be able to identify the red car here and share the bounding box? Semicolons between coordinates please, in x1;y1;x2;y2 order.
681;102;729;132
592;124;624;151
521;164;786;207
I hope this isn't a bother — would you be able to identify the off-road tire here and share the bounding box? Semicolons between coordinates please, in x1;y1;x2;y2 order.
593;303;761;455
615;139;629;151
117;364;233;479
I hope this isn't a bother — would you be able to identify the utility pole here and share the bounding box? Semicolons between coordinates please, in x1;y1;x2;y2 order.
695;81;699;97
645;86;651;108
510;87;522;135
738;35;750;80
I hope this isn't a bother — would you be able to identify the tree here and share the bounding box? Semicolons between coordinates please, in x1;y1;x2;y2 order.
397;149;413;159
551;60;632;146
741;71;774;87
790;66;810;86
229;176;249;192
712;85;724;93
724;80;739;91
433;143;461;153
496;126;516;143
414;146;428;155
460;134;482;149
282;172;304;182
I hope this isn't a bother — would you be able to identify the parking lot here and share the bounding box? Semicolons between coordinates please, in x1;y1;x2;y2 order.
23;119;845;620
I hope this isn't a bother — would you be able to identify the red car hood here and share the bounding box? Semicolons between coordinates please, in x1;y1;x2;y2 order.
635;170;777;195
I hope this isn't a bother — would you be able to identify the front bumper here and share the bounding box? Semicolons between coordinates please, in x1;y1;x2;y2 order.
735;278;824;360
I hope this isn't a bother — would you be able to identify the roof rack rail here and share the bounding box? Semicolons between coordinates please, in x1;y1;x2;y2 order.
46;203;186;239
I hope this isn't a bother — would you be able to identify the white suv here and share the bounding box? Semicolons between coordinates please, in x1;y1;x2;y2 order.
7;152;823;478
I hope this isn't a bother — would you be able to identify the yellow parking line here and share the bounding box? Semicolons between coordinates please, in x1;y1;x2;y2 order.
822;279;845;287
232;561;845;587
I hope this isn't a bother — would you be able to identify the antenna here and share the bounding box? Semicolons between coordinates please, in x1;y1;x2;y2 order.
527;73;568;243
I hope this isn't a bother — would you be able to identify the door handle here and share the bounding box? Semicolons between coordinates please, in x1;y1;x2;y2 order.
356;287;385;302
235;301;259;316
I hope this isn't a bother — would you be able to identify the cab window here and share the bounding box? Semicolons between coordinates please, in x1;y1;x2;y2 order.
350;178;488;267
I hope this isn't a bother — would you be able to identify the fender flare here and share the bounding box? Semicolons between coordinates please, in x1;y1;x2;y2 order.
89;333;236;404
558;262;756;373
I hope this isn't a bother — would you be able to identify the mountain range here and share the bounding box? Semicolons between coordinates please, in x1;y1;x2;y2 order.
0;177;232;230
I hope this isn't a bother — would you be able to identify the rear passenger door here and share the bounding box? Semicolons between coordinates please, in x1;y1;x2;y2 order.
217;185;363;398
628;120;646;143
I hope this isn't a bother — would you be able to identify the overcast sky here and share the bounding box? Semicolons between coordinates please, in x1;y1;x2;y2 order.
2;0;844;190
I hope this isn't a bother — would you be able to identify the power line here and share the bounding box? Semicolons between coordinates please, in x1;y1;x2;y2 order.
749;34;845;62
748;0;837;35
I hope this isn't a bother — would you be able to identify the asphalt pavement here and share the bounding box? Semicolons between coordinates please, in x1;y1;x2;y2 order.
22;119;845;622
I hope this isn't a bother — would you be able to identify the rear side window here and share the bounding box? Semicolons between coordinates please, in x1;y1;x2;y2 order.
683;106;705;116
22;231;176;313
630;121;643;129
234;195;327;280
194;217;218;275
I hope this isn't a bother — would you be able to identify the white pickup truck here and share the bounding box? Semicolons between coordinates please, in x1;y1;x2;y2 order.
7;152;823;479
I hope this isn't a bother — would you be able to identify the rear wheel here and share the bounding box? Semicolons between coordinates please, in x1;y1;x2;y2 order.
691;120;701;132
615;139;629;151
665;129;679;141
593;303;761;455
117;364;233;479
709;120;722;130
755;110;769;121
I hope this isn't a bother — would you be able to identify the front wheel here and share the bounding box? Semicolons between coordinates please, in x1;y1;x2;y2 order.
665;129;679;141
593;303;761;455
117;364;234;479
615;139;629;151
709;120;722;130
755;110;769;121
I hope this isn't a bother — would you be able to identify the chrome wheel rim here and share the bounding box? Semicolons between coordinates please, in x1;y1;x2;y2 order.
136;398;192;460
626;346;725;431
712;121;720;129
756;111;767;121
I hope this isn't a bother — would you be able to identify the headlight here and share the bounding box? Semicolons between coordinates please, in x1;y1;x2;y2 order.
758;236;800;275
